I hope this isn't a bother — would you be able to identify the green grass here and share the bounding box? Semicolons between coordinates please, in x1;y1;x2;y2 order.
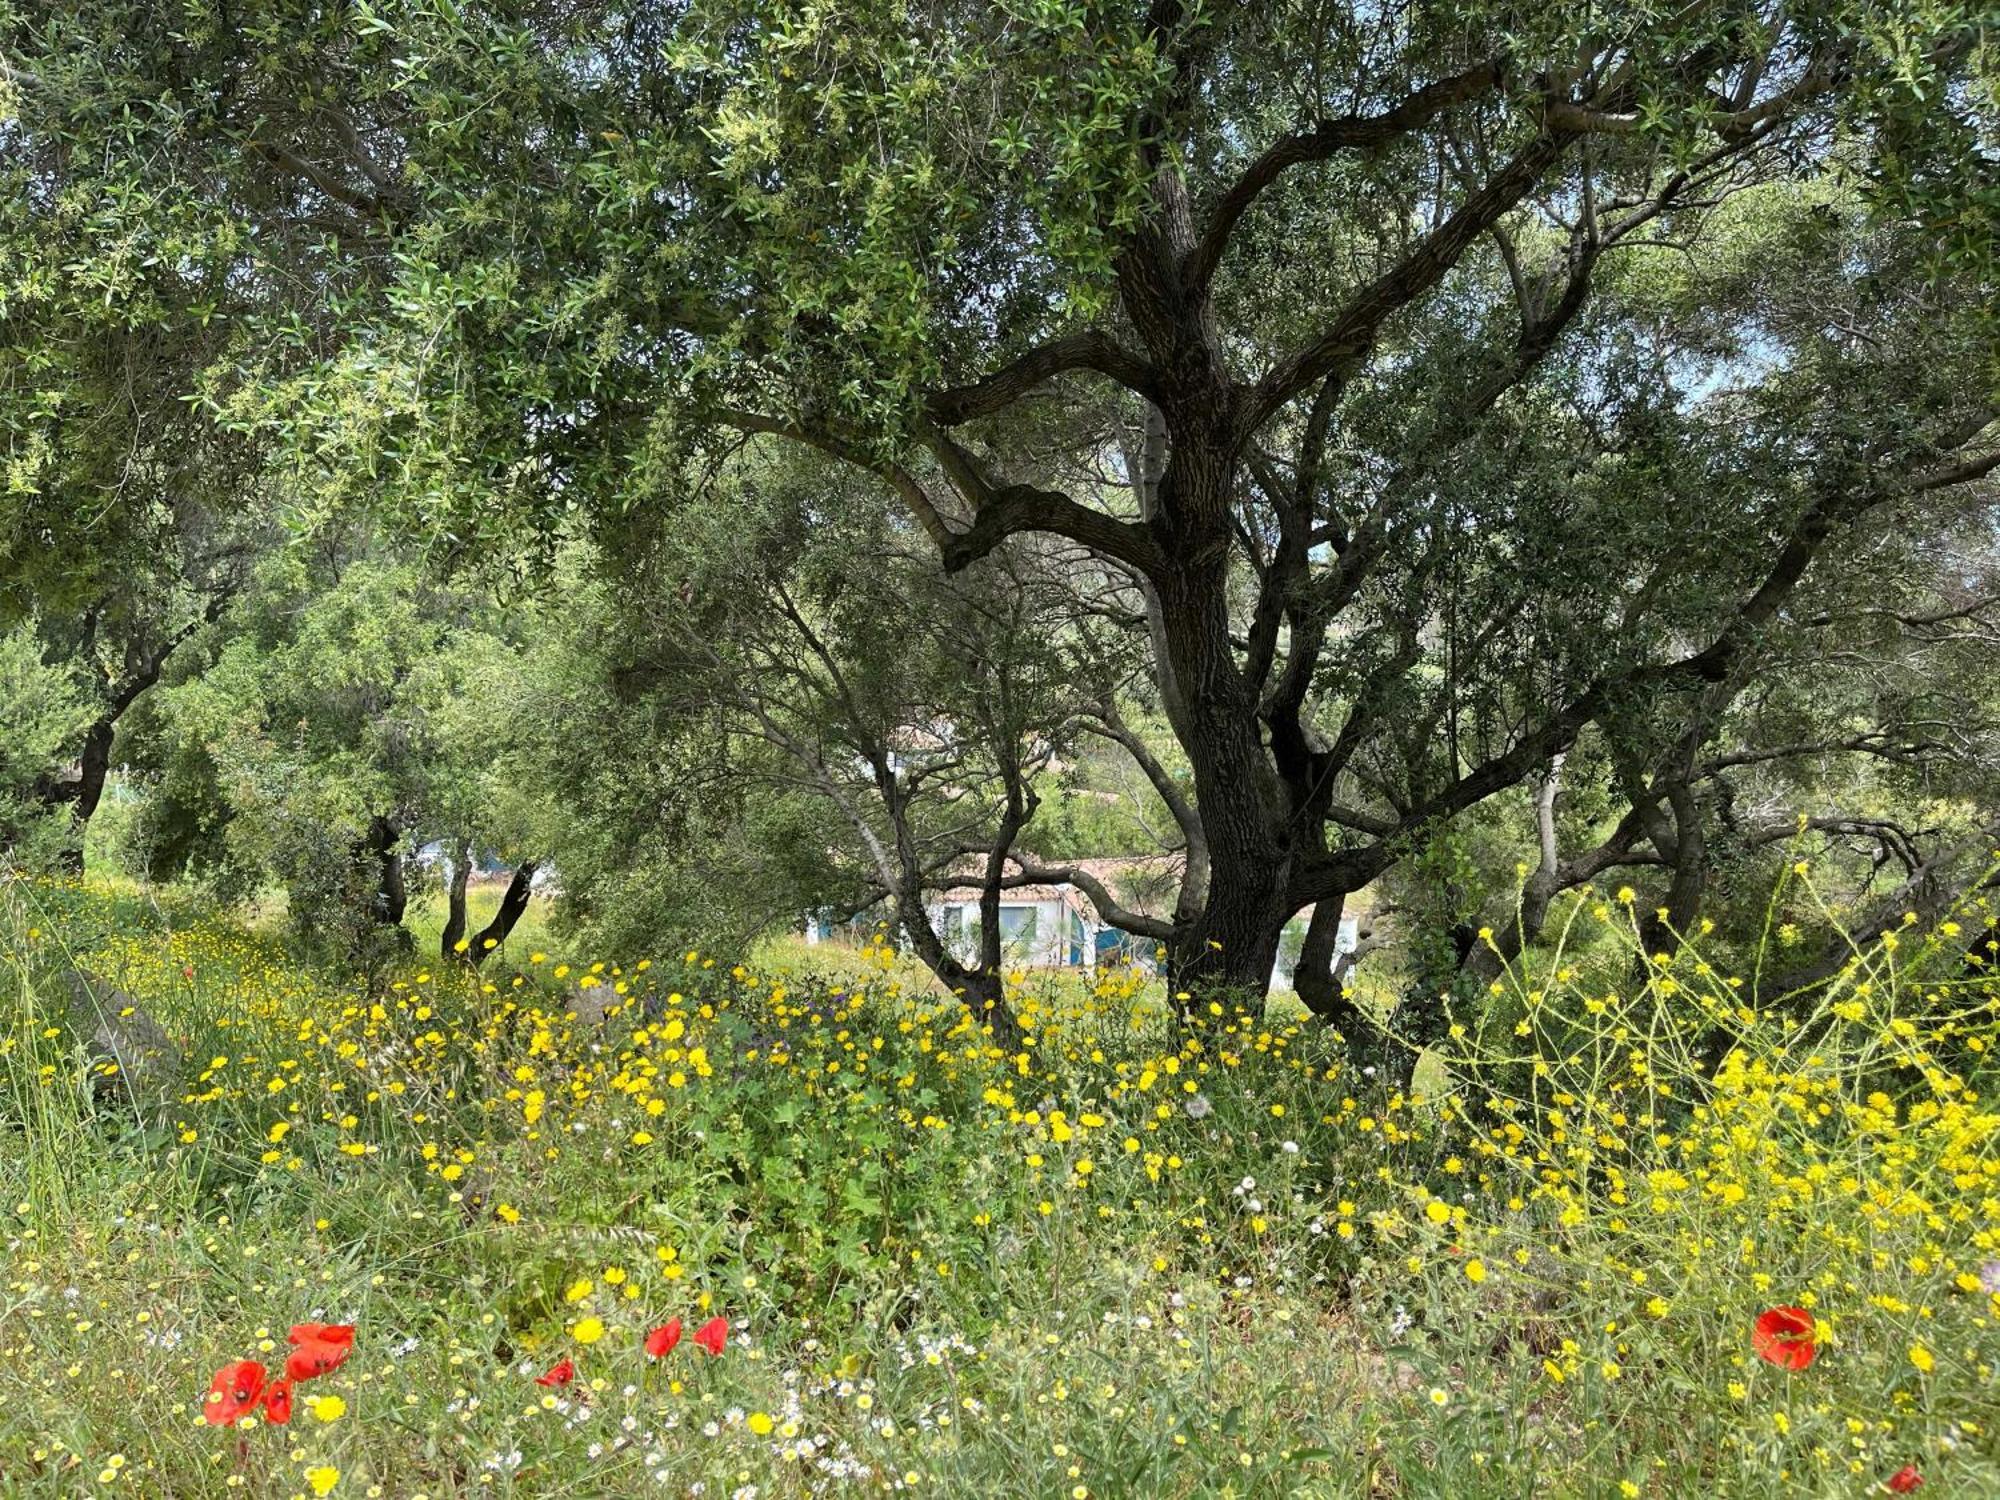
403;882;561;968
2;872;1996;1497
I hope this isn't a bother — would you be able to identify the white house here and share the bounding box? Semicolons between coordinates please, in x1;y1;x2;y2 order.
801;853;1363;984
927;882;1102;969
801;855;1180;970
1270;908;1359;990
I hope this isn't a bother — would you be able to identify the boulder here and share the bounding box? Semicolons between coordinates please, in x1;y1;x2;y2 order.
62;971;184;1109
564;980;617;1027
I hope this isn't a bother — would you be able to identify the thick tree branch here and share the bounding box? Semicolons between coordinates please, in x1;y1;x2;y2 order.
926;332;1160;425
1289;426;1999;909
1460;800;1661;980
1185;58;1505;294
1699;733;1948;777
938;858;1176;943
1242;128;1571;432
925;427;1166;577
1676;441;2000;685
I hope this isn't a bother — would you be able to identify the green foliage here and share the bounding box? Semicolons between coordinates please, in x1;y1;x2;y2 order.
0;622;87;800
7;0;1998;998
0;622;91;862
126;546;538;953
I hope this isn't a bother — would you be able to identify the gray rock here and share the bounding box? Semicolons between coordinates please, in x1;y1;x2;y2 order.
62;971;184;1108
564;980;616;1027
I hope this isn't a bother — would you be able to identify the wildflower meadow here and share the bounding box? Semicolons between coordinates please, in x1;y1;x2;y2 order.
3;868;1996;1497
8;2;2000;1495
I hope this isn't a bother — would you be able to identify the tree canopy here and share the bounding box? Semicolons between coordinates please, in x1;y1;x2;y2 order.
4;1;1997;1020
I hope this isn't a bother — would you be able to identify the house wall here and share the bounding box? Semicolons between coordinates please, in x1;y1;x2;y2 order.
928;896;1091;969
807;893;1365;984
1269;906;1360;991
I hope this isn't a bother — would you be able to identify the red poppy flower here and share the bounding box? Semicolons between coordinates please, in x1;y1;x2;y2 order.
1752;1306;1818;1370
536;1357;576;1388
288;1322;355;1348
203;1359;268;1425
261;1376;294;1425
692;1316;728;1356
1884;1466;1923;1494
285;1338;352;1382
644;1319;682;1358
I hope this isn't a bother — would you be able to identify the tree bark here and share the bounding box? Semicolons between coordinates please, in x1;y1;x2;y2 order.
441;838;472;961
1293;896;1378;1041
366;815;407;926
893;895;1025;1049
35;595;232;872
956;966;1025;1051
1636;781;1708;959
464;860;538;968
1149;462;1294;1006
44;719;116;873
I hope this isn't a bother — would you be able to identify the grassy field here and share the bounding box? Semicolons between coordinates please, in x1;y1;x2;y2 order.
2;872;1996;1497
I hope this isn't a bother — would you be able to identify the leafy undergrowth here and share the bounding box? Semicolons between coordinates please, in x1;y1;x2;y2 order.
2;873;1997;1498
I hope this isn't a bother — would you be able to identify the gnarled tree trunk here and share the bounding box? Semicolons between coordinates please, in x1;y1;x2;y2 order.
460;859;538;968
34;595;232;872
1293;896;1377;1038
39;718;116;874
1149;449;1292;1009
